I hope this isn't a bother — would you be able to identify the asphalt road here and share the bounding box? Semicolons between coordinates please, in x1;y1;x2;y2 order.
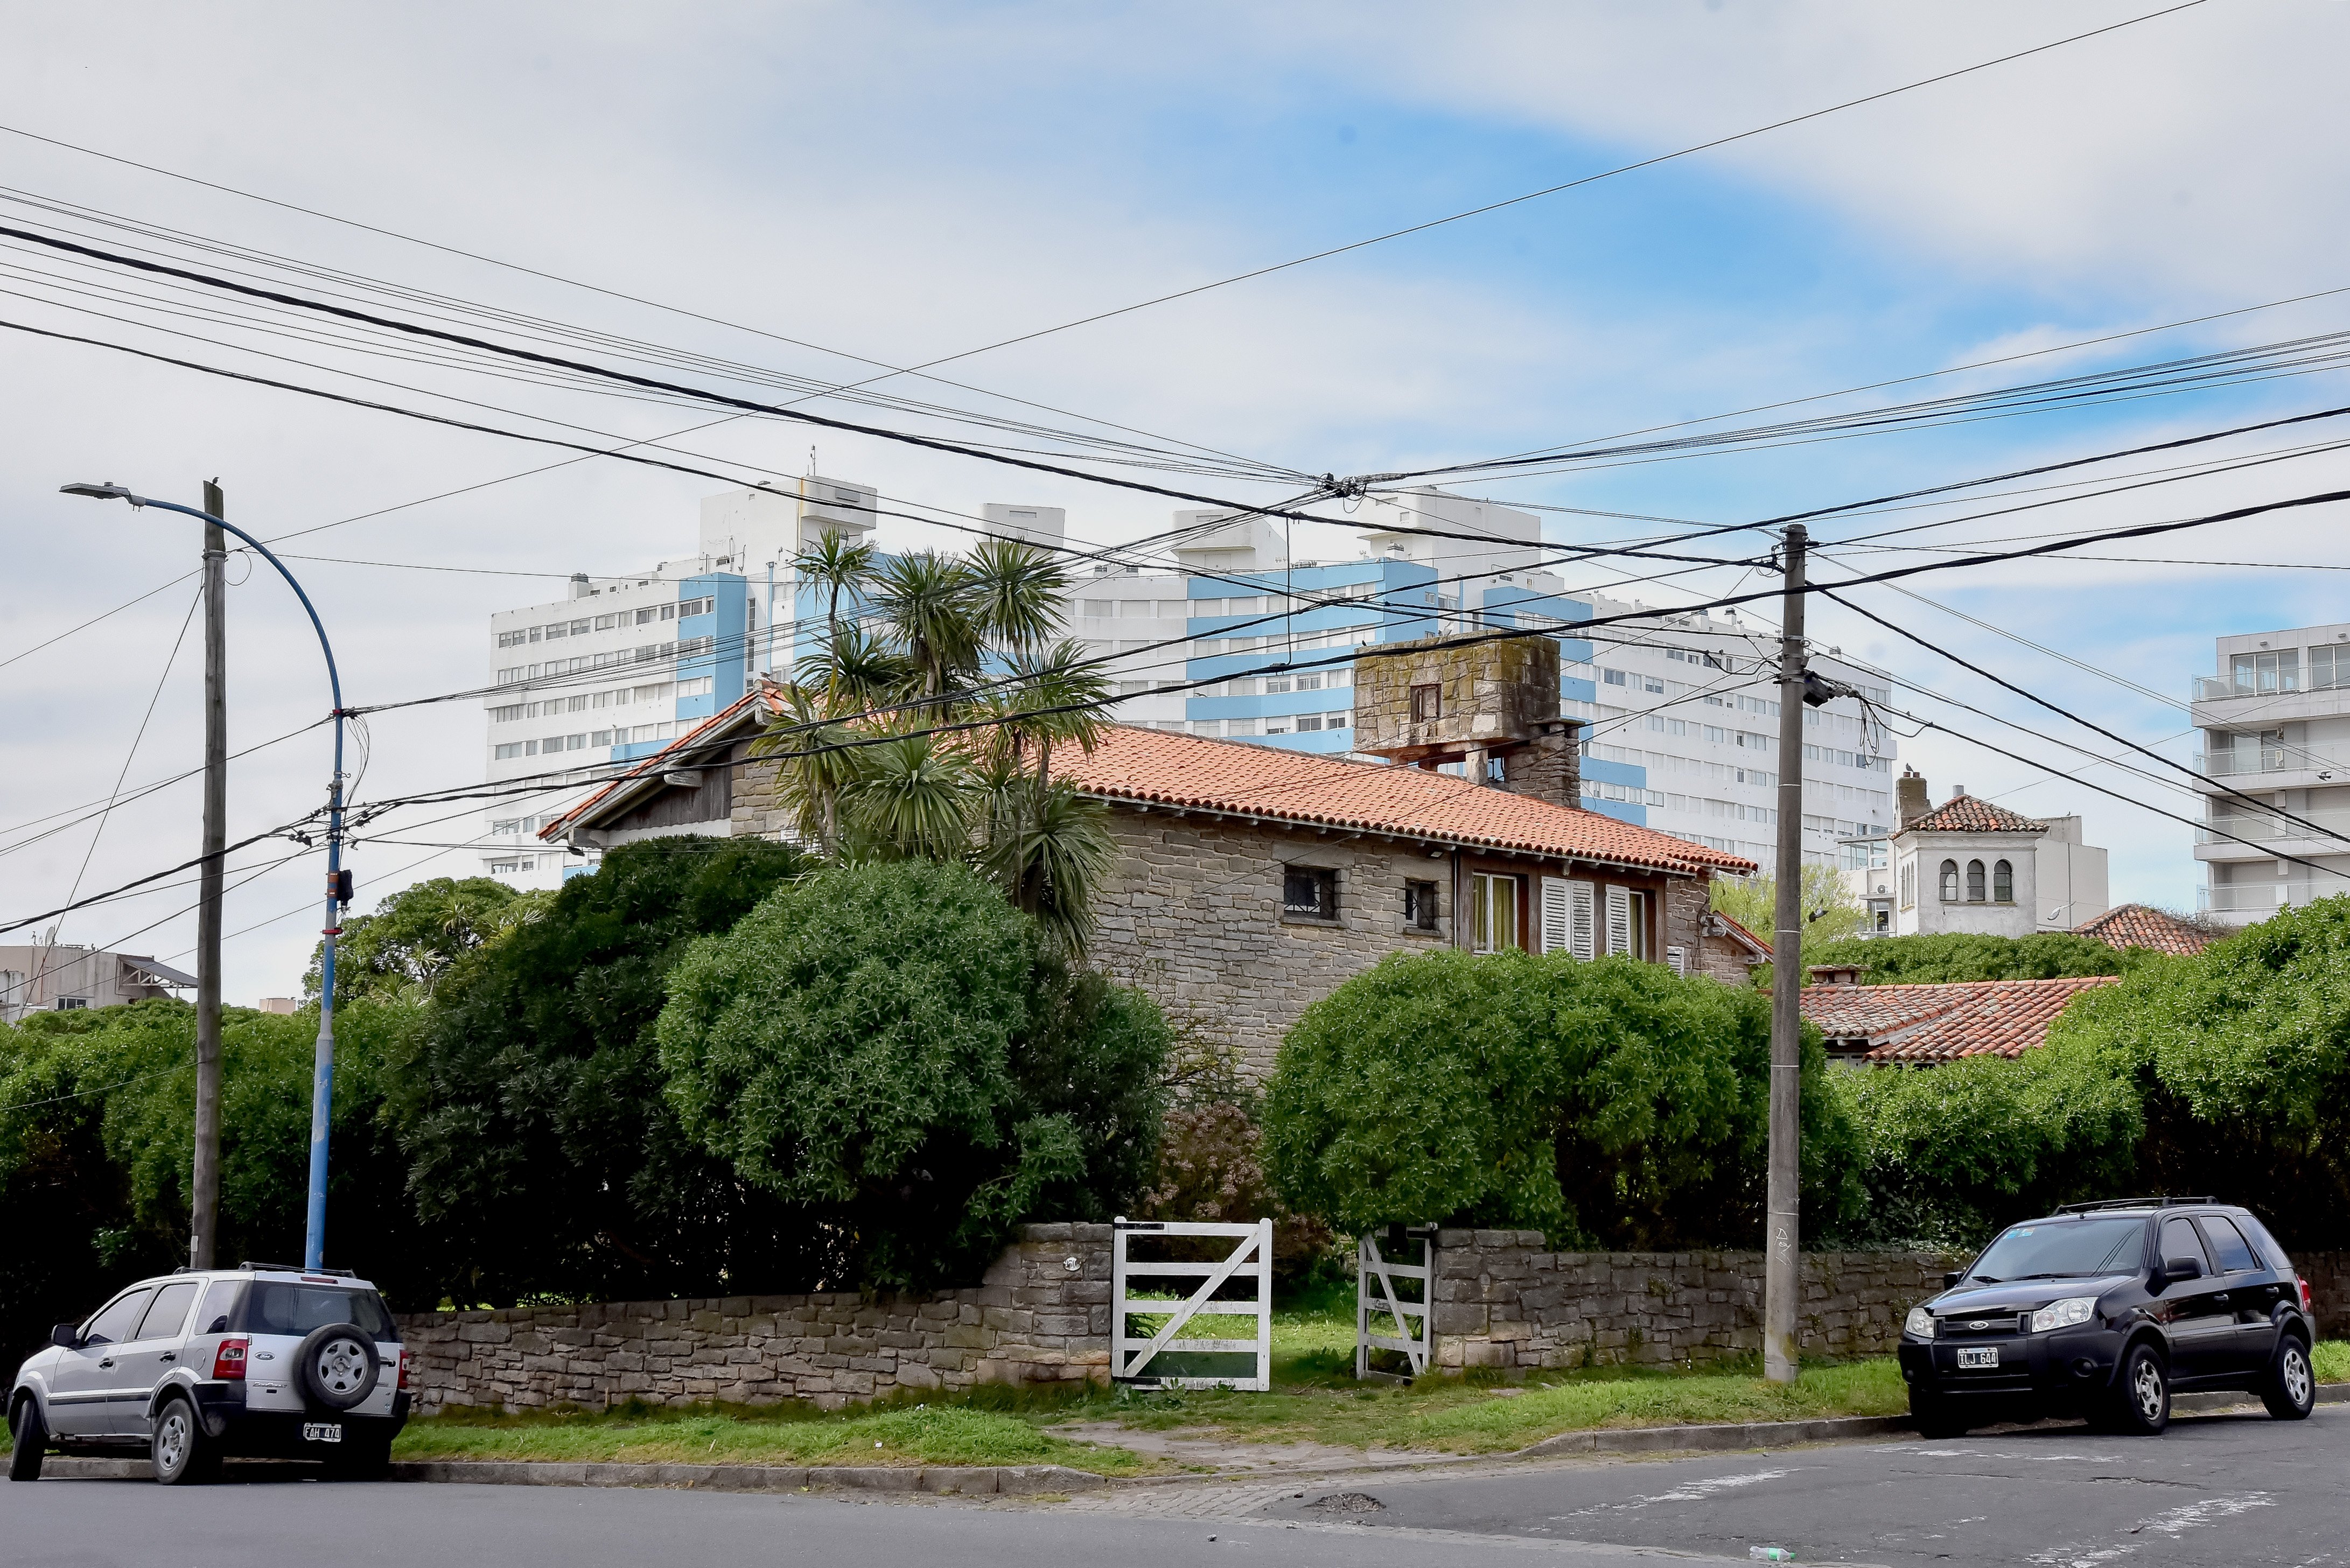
1248;1406;2350;1566
2;1409;2341;1568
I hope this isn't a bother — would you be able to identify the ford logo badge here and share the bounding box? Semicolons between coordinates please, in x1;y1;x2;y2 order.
1968;1320;1990;1331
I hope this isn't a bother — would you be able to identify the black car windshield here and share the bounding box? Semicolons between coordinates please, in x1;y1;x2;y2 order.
234;1282;396;1341
1966;1217;2145;1283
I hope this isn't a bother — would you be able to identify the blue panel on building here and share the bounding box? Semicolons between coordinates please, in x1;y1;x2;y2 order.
676;572;747;723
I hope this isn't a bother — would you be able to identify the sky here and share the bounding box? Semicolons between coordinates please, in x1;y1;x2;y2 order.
5;0;2350;1003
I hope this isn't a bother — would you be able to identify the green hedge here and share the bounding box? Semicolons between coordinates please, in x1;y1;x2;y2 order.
1262;950;1858;1245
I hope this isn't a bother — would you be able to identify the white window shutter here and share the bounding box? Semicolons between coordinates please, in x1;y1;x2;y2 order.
1570;881;1596;961
1605;885;1632;956
1539;877;1571;954
1666;944;1688;976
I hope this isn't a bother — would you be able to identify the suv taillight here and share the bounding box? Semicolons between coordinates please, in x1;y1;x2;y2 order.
397;1349;410;1391
2298;1277;2314;1312
213;1336;249;1380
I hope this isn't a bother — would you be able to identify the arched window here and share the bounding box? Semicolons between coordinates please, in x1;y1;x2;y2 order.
1993;859;2013;902
1966;859;1987;902
1939;859;1960;902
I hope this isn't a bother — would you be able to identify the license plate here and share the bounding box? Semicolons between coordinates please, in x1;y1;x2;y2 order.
1956;1347;1999;1370
302;1423;342;1444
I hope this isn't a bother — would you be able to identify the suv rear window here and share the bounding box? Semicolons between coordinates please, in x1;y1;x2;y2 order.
1967;1216;2147;1282
225;1282;397;1341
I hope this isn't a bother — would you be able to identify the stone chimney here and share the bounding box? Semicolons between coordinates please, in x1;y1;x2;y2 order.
1896;766;1930;827
1353;634;1580;808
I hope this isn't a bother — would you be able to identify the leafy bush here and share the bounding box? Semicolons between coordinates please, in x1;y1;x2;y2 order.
1806;930;2140;985
2043;899;2350;1251
1262;950;1859;1247
305;876;543;1003
1136;1101;1333;1279
1821;1040;2142;1250
0;998;422;1366
396;837;813;1305
656;859;1167;1289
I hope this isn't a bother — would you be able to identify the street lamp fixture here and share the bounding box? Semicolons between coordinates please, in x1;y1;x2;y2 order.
62;481;351;1273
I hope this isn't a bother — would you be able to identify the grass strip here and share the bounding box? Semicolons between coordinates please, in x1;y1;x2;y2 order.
391;1402;1149;1474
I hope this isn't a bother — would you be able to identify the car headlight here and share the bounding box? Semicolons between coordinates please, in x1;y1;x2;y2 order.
1904;1306;1936;1339
2031;1297;2099;1333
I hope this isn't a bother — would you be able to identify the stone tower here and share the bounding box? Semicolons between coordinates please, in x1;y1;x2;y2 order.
1352;635;1581;808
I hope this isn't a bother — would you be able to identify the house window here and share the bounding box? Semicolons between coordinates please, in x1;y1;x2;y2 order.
1283;866;1338;921
54;996;88;1010
1966;859;1987;902
1993;859;2013;902
1410;683;1442;723
1899;862;1915;910
1939;859;1960;902
1471;872;1520;953
1626;890;1652;961
1404;880;1440;932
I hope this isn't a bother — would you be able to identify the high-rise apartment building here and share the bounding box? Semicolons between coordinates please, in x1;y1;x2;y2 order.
2190;620;2350;924
1568;595;1898;876
474;480;875;888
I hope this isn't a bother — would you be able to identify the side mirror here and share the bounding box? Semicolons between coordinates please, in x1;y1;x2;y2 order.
50;1324;81;1349
1942;1272;1963;1291
2162;1256;2204;1284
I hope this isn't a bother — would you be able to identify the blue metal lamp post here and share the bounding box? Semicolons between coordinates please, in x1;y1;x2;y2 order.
63;482;350;1271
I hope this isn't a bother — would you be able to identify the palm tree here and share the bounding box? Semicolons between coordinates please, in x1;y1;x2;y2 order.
791;529;878;649
1004;638;1112;798
749;683;865;856
975;765;1115;956
966;538;1069;656
795;622;913;715
840;730;976;863
872;550;982;701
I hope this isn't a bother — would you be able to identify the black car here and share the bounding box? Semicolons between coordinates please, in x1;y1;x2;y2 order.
1897;1198;2318;1437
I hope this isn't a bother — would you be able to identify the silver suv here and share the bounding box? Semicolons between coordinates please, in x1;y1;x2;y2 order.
9;1264;409;1484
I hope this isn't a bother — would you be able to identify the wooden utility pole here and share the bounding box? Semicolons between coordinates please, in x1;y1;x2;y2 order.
1764;522;1808;1384
190;479;227;1270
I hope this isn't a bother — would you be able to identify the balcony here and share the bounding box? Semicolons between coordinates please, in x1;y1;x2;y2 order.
2201;876;2350;920
2197;808;2350;846
2193;675;2300;702
2195;742;2350;779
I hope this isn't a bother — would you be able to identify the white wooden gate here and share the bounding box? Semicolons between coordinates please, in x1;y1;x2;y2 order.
1110;1217;1273;1390
1356;1227;1435;1381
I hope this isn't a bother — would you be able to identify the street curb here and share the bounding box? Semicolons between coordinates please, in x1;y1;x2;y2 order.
1514;1413;1912;1458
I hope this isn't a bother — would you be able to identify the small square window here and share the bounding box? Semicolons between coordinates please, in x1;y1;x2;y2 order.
1283;866;1338;920
1410;683;1442;723
1405;880;1439;931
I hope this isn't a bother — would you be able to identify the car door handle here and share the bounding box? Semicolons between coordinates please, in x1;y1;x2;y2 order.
158;1353;174;1362
2211;1293;2229;1304
98;1357;115;1369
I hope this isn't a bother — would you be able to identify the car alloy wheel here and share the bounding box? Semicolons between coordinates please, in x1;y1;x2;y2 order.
150;1398;211;1485
314;1336;371;1398
2266;1339;2316;1420
2283;1345;2312;1405
2132;1356;2164;1423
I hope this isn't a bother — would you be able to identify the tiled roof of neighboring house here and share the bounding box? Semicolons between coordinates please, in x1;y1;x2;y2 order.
1899;794;2051;836
1798;975;2120;1063
1708;910;1773;961
1060;725;1757;876
544;697;1758;877
2074;904;2218;957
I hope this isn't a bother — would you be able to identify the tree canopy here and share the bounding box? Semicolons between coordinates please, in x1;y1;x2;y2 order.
394;837;814;1304
1262;950;1859;1246
1805;930;2142;986
656;859;1167;1289
305;876;546;1004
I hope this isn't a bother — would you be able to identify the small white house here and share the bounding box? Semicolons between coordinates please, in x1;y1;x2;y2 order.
1891;789;2047;938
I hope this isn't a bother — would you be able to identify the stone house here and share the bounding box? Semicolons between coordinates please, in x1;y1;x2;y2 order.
544;636;1760;1082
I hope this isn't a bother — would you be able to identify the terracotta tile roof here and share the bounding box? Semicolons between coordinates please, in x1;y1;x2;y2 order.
1899;794;2050;836
1060;725;1756;876
2073;904;2217;957
1709;910;1773;960
544;703;1755;878
1799;975;2119;1062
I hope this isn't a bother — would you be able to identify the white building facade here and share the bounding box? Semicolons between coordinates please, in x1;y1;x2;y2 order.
2191;620;2350;926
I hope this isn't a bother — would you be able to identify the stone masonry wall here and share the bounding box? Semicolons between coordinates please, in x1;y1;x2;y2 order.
1430;1231;1962;1370
394;1224;1114;1414
2300;1249;2350;1338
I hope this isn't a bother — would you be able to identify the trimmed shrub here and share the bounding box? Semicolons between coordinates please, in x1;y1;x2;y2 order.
656;859;1166;1289
1262;950;1859;1247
